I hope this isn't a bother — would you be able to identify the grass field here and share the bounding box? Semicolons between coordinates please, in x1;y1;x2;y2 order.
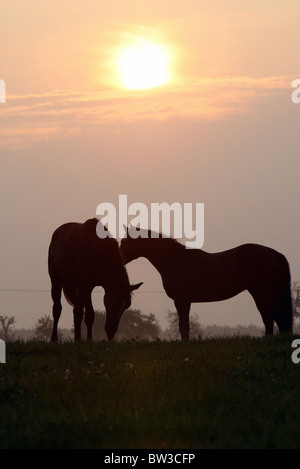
1;335;300;449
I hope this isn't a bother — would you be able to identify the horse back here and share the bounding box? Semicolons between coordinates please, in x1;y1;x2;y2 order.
48;219;115;286
162;243;290;302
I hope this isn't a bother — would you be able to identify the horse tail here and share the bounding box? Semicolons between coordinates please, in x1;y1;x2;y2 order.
62;286;78;307
48;224;66;277
275;254;293;334
48;224;79;308
48;238;56;277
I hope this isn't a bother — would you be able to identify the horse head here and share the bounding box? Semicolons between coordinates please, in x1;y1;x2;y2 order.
120;224;150;264
104;281;143;340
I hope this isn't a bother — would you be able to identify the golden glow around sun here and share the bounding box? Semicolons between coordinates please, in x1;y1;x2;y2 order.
115;39;171;90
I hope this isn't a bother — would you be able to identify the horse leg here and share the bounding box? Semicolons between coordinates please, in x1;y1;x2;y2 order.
174;298;191;341
263;316;274;337
84;292;95;340
50;280;62;342
73;297;84;341
249;290;274;336
255;303;274;336
275;283;293;335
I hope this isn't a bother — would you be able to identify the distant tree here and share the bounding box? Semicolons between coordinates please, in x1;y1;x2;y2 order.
87;311;105;340
117;310;161;340
164;310;203;340
292;281;300;319
203;323;263;338
34;315;55;341
91;309;161;341
0;315;16;341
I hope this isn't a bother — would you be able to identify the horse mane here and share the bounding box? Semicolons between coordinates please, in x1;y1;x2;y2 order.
159;235;186;251
125;226;187;252
145;229;186;251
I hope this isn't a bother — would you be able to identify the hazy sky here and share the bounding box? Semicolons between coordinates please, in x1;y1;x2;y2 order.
1;1;299;331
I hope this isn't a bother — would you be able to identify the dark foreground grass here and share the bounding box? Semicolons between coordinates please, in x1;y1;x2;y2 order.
1;335;300;449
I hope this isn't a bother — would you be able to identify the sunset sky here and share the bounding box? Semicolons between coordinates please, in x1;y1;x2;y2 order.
1;1;299;331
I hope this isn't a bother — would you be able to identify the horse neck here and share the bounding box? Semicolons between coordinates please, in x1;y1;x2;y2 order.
138;240;177;275
102;260;129;291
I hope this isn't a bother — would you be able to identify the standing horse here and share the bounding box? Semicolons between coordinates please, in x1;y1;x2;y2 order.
120;227;293;340
48;218;142;341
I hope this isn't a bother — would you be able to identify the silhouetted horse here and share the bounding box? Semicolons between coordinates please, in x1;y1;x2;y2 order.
48;219;142;341
120;227;293;340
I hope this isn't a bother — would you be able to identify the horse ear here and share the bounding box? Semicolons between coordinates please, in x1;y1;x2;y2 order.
129;224;140;232
123;224;129;237
130;282;143;291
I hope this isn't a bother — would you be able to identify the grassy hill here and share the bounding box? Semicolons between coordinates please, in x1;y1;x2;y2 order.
1;335;300;449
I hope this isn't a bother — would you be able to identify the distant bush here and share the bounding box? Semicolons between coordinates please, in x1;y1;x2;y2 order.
91;309;161;341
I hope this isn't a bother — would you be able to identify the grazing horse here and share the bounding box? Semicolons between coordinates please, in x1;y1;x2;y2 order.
120;227;293;340
48;218;142;341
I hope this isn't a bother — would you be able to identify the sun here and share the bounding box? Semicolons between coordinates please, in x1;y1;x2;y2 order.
115;39;171;90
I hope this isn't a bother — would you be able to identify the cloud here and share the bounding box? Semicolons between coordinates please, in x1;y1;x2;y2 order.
0;75;292;147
